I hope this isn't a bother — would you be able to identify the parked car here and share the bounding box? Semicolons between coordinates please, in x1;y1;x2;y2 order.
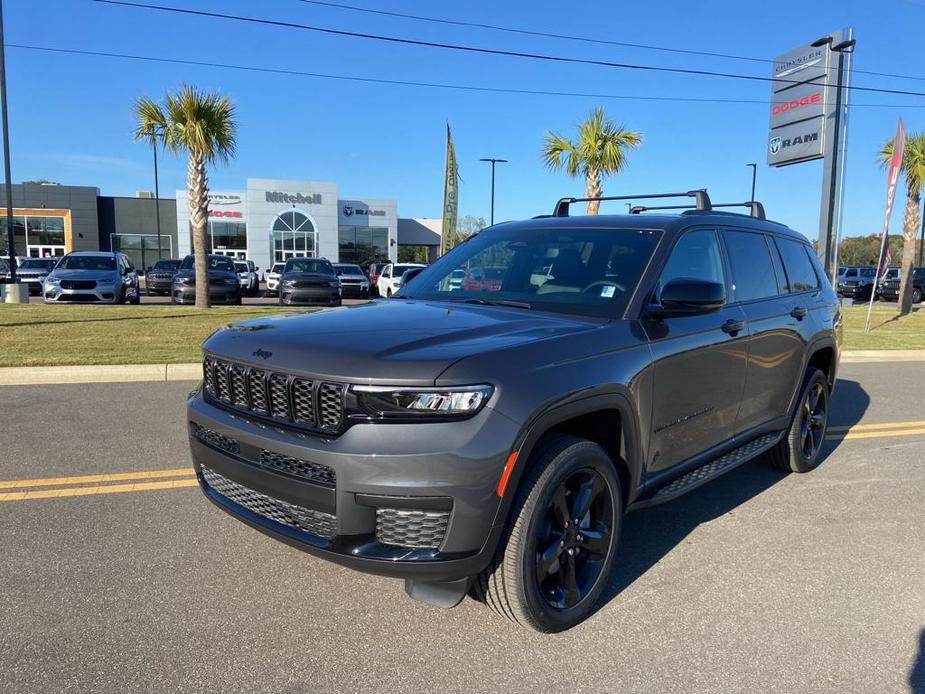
397;266;427;291
878;267;925;303
144;258;182;296
875;266;900;299
234;260;260;296
43;251;139;304
448;268;465;291
333;263;371;299
171;254;242;305
836;266;876;300
188;190;841;632
362;260;390;297
265;262;285;295
462;266;506;292
377;263;427;298
15;257;59;295
278;257;341;306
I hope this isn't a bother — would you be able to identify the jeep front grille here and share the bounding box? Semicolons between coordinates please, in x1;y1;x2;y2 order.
375;508;450;549
259;449;336;487
190;422;240;455
203;356;346;434
201;465;336;539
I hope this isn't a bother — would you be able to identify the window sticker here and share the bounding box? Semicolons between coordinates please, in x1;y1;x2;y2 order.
600;285;616;298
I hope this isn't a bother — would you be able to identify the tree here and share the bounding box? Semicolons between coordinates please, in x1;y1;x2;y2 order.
457;215;486;240
133;85;237;308
879;132;925;315
542;106;642;215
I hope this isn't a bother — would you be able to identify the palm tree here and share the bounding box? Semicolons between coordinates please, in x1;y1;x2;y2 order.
879;132;925;315
542;106;642;214
133;85;237;308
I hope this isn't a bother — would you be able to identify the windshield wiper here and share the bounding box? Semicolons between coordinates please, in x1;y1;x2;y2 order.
461;298;533;310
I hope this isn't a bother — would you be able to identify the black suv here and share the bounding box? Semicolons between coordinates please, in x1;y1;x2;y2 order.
171;254;242;305
878;266;925;304
145;258;182;296
187;191;841;632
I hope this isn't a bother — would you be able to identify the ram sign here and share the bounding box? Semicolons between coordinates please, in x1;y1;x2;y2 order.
767;39;832;166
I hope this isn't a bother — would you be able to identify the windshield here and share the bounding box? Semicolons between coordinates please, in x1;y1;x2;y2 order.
152;259;179;271
285;258;334;274
394;264;422;276
270;263;285;274
20;258;58;270
399;226;661;317
57;255;117;271
234;262;248;273
843;268;858;278
179;255;236;272
334;264;363;276
860;268;875;278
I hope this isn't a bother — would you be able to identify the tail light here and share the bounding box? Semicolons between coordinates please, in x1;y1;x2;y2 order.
370;274;379;285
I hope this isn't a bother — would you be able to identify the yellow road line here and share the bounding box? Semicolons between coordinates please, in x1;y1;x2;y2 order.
0;467;194;491
828;427;925;442
828;420;925;433
0;477;199;502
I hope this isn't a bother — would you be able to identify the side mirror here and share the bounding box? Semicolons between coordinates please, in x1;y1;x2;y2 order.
651;278;725;315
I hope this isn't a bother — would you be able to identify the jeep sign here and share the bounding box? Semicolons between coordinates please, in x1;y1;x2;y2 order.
767;120;825;167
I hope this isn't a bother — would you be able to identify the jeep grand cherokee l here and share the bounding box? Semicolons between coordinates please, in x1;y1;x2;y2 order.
172;254;242;305
187;190;841;632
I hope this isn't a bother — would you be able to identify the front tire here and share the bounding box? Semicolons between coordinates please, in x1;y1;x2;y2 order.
912;287;922;304
768;368;830;473
474;435;622;633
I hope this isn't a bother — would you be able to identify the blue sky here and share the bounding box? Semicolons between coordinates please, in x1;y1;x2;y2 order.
5;0;925;239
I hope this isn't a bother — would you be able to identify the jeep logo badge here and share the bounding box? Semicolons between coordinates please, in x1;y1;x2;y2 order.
253;348;273;360
769;137;781;154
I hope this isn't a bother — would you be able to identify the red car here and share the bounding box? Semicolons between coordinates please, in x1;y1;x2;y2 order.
462;266;505;292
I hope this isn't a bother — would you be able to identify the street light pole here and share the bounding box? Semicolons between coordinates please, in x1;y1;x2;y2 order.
0;0;18;286
747;163;757;203
479;157;507;225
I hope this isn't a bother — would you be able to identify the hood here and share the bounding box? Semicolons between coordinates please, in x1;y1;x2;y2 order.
203;299;602;384
50;269;120;281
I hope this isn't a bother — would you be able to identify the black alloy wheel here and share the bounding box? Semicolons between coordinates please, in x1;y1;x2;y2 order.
535;468;614;610
768;367;830;473
799;380;828;462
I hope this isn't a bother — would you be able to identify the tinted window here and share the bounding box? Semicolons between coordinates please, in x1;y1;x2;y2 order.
659;229;725;290
775;238;819;292
179;255;235;272
860;268;876;278
285;258;334;274
398;225;661;318
153;259;179;271
723;230;780;302
19;258;57;270
334;264;363;275
57;255;117;271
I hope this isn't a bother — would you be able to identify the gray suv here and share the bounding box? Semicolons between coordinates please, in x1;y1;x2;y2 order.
44;251;140;303
187;191;841;632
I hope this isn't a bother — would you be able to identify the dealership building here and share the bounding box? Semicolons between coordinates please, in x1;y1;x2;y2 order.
1;179;440;271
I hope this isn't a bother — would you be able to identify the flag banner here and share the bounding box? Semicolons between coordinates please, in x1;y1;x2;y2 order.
877;118;905;279
440;123;459;256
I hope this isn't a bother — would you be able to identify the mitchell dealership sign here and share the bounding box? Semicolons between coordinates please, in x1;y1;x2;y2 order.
264;191;323;204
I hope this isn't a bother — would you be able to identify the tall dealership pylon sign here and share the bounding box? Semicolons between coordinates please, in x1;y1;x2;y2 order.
768;29;854;281
440;123;459;256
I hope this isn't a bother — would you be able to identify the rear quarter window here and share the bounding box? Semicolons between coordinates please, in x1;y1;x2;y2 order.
774;237;819;292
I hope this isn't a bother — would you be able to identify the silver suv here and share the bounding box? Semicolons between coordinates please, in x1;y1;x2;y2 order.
43;251;140;304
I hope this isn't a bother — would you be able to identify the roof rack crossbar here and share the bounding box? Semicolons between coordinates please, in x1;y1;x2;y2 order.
709;201;766;220
629;204;696;214
552;189;710;217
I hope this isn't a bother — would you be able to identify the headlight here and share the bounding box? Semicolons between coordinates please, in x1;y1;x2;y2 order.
178;277;194;285
349;384;493;420
281;279;293;287
45;276;60;285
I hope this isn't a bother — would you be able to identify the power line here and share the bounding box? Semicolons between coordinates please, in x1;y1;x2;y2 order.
295;0;925;84
92;0;925;99
10;43;924;109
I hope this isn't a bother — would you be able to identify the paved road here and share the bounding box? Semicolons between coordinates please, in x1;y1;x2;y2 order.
2;363;924;693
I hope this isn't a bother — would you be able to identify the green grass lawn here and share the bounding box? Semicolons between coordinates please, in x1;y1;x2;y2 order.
0;304;316;367
0;302;921;368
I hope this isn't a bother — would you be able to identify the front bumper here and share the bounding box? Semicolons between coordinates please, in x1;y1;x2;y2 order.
186;388;517;581
172;284;240;304
279;287;341;305
44;284;121;303
837;284;869;298
340;283;370;298
146;279;173;293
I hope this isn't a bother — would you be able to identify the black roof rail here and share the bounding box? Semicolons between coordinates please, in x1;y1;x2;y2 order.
552;189;710;217
708;201;766;220
629;204;696;214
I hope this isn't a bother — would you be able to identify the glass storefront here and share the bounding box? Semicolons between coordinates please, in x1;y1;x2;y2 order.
112;234;172;271
338;226;389;265
1;214;65;257
272;211;317;263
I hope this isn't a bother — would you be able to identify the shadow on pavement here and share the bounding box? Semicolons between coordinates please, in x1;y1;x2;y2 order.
912;629;925;694
598;376;870;612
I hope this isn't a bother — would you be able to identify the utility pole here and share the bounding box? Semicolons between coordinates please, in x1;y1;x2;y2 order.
0;0;19;289
746;163;757;203
479;158;507;226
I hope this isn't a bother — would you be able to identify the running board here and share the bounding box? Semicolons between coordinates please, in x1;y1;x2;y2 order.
633;432;783;508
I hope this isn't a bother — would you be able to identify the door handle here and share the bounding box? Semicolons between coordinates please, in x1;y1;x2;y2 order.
791;306;808;319
721;318;745;334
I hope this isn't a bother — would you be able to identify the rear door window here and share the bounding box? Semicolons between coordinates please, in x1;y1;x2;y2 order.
722;230;780;302
774;237;819;292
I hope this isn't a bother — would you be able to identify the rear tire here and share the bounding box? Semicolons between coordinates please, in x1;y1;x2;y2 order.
913;287;922;304
768;368;830;473
473;435;622;633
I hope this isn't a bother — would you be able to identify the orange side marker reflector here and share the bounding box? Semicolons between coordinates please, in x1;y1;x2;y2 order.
496;451;519;497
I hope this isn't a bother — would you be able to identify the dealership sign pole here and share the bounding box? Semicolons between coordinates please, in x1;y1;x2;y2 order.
0;0;20;289
767;29;854;283
865;118;905;333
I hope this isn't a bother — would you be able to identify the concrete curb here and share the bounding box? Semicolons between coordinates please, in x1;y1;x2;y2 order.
2;350;925;386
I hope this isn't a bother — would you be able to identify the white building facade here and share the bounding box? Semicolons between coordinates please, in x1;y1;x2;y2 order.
176;178;398;272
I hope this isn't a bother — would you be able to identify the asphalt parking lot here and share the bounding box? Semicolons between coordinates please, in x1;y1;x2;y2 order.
2;362;924;693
